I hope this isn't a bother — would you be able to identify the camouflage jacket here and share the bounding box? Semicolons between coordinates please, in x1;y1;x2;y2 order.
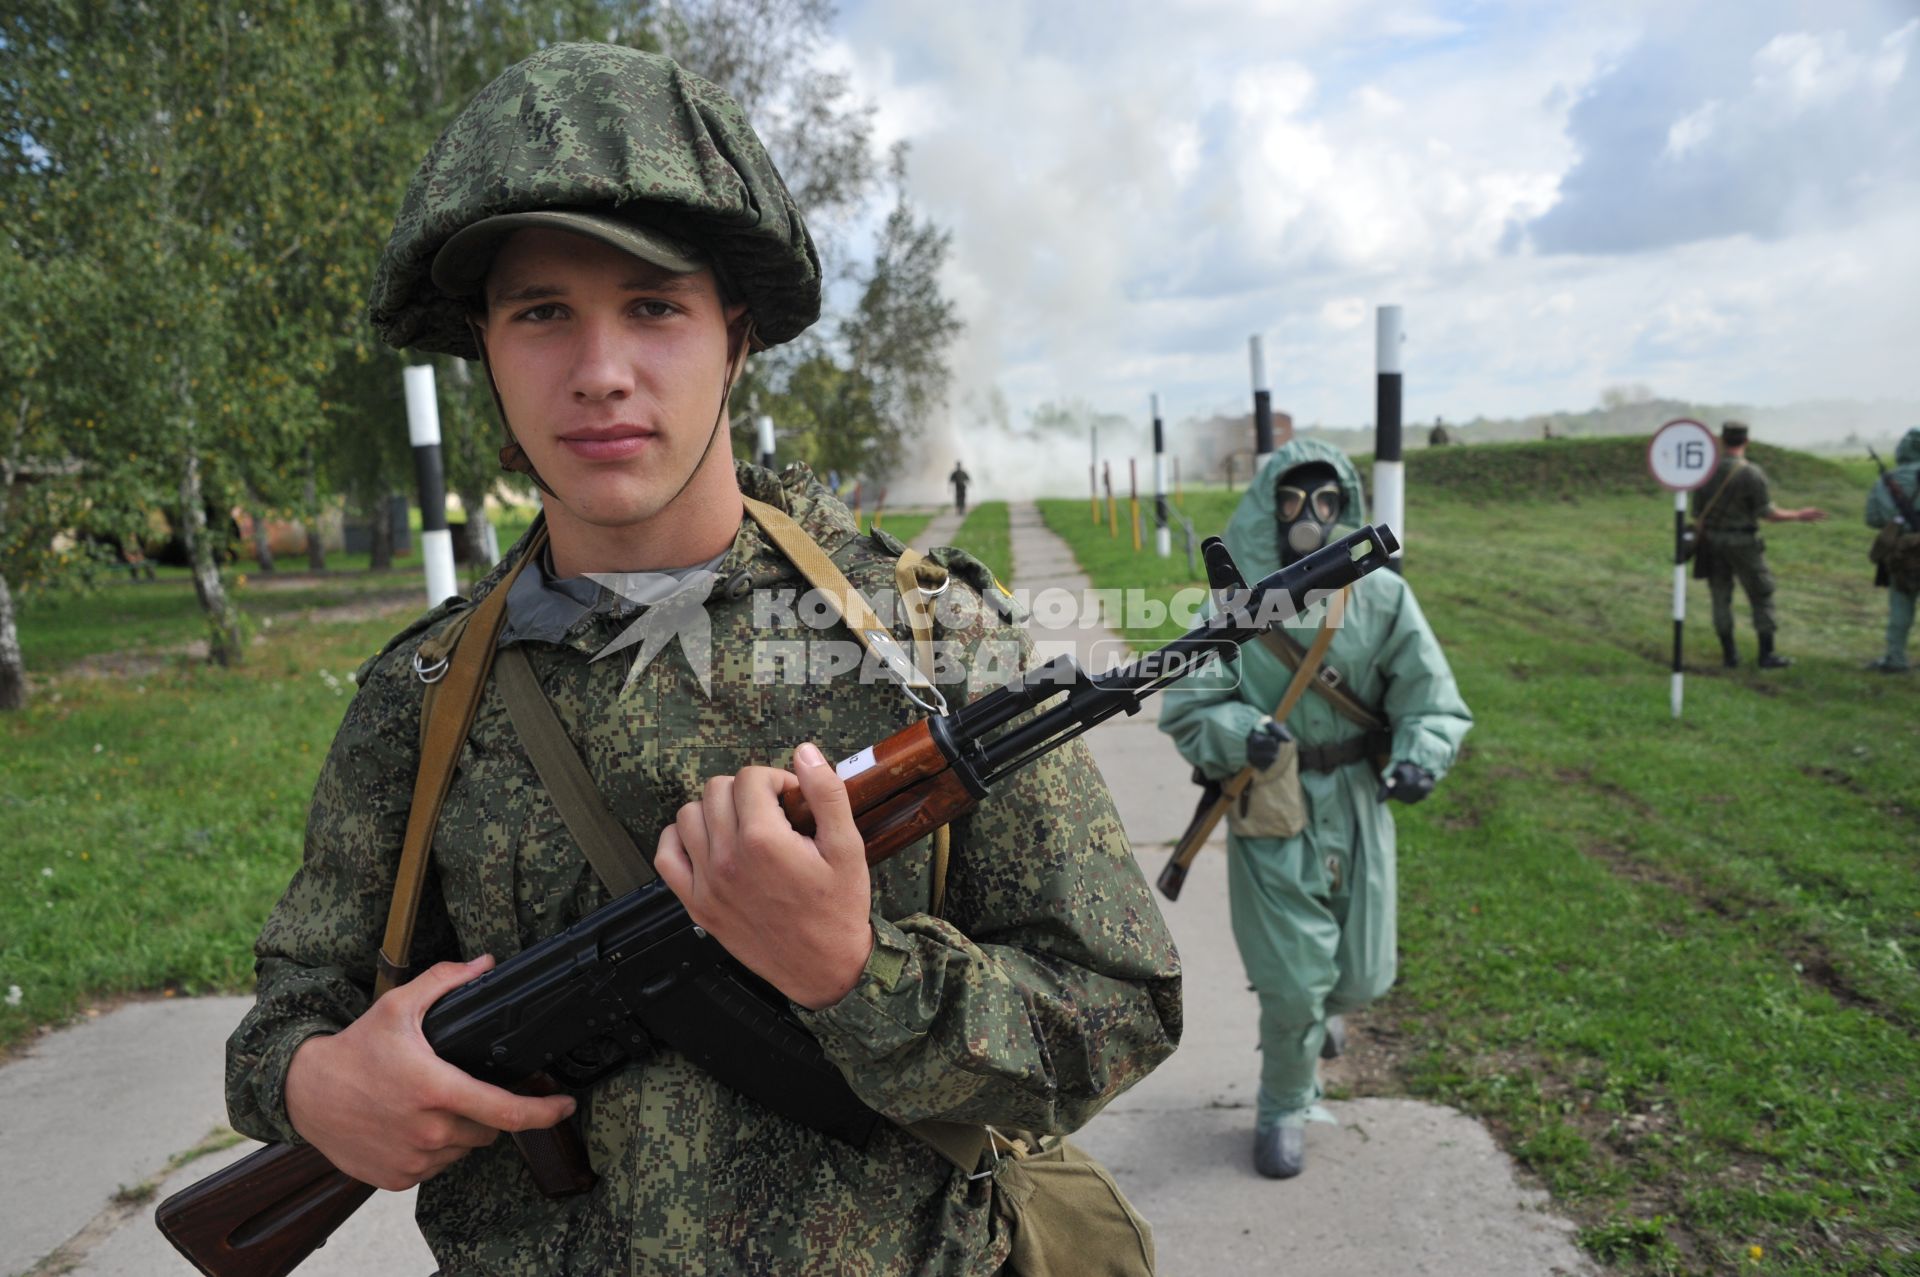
226;464;1182;1276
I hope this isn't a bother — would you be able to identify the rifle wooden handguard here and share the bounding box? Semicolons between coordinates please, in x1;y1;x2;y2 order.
780;720;980;864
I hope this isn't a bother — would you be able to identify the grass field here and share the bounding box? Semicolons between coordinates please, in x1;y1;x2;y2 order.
1039;438;1918;1276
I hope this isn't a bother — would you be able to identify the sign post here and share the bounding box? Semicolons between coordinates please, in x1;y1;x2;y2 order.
1647;418;1720;719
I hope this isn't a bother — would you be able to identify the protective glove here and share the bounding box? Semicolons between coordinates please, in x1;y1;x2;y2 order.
1375;761;1435;803
1245;719;1292;771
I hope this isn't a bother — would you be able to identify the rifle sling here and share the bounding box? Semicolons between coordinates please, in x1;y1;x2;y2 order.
1692;457;1746;535
495;645;655;897
375;526;547;997
1254;620;1387;735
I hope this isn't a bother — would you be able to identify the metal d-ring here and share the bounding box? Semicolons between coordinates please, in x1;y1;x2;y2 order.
412;650;450;684
902;678;949;718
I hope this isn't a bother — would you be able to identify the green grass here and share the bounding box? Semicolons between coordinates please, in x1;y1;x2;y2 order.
0;606;414;1049
1044;438;1919;1276
952;501;1014;585
863;510;934;549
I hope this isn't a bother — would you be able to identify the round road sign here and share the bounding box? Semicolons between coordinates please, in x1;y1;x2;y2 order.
1647;419;1720;492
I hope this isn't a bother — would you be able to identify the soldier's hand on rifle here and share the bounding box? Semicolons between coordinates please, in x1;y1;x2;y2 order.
657;742;875;1011
283;955;579;1191
1376;761;1435;804
1245;719;1292;771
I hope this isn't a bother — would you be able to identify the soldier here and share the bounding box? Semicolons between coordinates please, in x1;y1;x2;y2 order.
224;44;1180;1274
949;460;972;514
1865;427;1920;673
1692;421;1828;669
1158;440;1471;1180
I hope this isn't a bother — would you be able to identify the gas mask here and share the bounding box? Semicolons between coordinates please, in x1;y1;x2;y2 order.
1274;462;1345;565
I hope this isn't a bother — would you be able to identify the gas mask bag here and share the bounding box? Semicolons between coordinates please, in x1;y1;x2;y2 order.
1274;461;1346;564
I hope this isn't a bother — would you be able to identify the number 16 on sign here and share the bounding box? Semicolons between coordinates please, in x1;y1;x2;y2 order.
1647;419;1720;719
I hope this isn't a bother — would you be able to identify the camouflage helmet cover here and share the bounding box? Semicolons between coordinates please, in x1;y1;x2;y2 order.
369;42;822;359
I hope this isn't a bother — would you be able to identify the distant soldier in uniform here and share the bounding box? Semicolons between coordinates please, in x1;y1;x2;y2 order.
1692;422;1827;669
224;44;1180;1275
1865;427;1920;673
949;460;972;514
1158;440;1471;1181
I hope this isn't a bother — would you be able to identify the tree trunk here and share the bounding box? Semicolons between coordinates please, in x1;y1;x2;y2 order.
0;570;26;711
368;489;395;571
251;507;276;572
180;449;245;666
304;445;327;571
456;479;496;569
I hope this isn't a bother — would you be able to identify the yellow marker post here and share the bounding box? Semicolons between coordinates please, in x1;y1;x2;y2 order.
1129;458;1142;553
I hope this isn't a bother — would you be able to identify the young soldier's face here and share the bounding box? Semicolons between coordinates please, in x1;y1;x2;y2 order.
477;228;744;541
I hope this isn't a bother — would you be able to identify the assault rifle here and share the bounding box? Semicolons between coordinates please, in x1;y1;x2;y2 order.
156;525;1399;1277
1870;448;1919;529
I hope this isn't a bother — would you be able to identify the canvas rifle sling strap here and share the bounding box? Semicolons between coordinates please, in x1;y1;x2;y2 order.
1255;600;1387;735
742;495;955;918
374;525;549;998
1691;458;1746;537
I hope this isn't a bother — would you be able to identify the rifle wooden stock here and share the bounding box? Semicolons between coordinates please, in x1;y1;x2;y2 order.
154;1142;370;1277
1156;770;1253;901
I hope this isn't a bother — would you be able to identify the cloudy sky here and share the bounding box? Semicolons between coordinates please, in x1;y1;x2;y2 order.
814;0;1918;487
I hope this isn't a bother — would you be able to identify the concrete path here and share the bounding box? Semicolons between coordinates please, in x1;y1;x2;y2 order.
0;501;1596;1276
905;503;967;556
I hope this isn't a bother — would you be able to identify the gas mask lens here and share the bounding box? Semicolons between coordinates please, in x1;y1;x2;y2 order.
1276;483;1342;525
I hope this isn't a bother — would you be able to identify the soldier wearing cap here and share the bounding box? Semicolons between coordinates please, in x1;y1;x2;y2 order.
223;44;1179;1274
1691;422;1827;670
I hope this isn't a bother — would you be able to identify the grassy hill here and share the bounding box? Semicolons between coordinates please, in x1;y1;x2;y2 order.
1041;437;1917;1277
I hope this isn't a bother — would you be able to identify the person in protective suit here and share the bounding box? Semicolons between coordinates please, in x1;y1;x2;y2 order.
223;43;1179;1275
1159;440;1471;1180
1865;427;1920;673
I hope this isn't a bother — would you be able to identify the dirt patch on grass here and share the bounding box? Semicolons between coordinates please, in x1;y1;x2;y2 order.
1576;839;1898;1027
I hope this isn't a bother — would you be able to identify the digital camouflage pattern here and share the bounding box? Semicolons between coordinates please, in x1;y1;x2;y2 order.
369;42;822;360
1693;458;1780;638
226;464;1182;1276
1157;441;1469;1122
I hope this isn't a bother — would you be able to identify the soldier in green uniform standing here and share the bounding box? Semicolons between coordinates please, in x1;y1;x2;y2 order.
1692;421;1827;669
1864;427;1920;673
224;44;1180;1275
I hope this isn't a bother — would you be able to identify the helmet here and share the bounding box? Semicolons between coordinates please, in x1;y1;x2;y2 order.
368;42;821;360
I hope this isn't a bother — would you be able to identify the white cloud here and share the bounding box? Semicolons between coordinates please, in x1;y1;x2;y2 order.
825;0;1920;498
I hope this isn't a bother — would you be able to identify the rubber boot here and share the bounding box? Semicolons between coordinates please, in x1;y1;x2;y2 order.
1757;633;1792;669
1718;631;1737;669
1253;1123;1306;1179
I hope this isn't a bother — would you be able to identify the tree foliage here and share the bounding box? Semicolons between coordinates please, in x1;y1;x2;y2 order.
1;0;959;702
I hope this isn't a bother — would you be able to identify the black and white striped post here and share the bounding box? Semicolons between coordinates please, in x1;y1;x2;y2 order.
1373;305;1406;569
1152;393;1171;557
402;364;458;607
1647;419;1719;719
1249;335;1274;467
756;410;776;471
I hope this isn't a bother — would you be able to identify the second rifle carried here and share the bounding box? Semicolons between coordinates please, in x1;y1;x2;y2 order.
157;524;1399;1277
